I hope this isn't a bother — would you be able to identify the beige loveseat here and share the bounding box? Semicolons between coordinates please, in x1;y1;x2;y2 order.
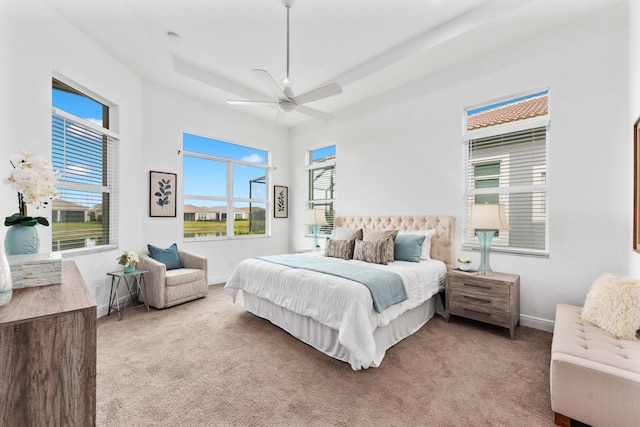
550;304;640;427
137;249;208;309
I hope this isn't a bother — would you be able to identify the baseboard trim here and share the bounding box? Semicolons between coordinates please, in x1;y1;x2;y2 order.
520;314;554;332
210;274;230;285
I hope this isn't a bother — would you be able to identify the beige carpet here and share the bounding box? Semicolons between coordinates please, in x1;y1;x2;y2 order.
96;284;555;426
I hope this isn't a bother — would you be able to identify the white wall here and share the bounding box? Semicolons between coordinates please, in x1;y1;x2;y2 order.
140;82;290;285
0;0;290;316
0;0;144;315
290;4;629;330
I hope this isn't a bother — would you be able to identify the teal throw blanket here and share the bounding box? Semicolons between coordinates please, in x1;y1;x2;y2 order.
257;254;407;313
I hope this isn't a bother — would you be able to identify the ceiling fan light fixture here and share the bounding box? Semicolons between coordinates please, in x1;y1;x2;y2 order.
281;77;292;86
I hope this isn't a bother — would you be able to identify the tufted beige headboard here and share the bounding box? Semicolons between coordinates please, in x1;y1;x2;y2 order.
334;215;455;270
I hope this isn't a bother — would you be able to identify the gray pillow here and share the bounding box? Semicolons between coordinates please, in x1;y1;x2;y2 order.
353;239;388;265
362;229;398;262
325;238;355;260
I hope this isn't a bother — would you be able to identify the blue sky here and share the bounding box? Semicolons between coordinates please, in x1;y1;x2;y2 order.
467;90;548;116
53;88;336;210
53;88;268;207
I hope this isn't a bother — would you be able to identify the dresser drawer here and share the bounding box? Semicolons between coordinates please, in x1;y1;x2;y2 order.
445;271;520;339
448;299;511;326
448;277;511;298
448;291;509;313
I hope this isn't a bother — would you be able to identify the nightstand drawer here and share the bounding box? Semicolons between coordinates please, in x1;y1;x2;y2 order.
448;278;510;298
448;292;509;313
445;270;520;339
448;300;510;326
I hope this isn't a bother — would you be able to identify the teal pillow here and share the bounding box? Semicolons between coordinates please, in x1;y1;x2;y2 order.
147;243;183;270
394;234;427;262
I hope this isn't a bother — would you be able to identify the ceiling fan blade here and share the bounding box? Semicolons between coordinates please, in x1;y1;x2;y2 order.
252;69;287;101
226;100;279;106
296;105;335;121
293;82;342;105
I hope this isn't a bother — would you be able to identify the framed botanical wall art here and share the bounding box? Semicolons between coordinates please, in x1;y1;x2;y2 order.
274;185;288;218
150;171;177;217
635;117;640;252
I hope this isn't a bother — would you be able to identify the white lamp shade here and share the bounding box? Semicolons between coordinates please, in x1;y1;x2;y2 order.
305;208;328;225
466;204;509;230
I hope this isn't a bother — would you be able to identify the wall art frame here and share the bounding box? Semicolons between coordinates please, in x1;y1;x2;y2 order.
634;117;640;252
274;185;288;218
150;171;177;217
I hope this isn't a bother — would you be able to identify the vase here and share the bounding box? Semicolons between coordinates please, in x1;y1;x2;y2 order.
4;225;40;255
123;265;136;274
459;263;472;271
0;246;12;306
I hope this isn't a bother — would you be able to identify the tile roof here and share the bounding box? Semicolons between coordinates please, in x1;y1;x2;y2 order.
467;93;548;131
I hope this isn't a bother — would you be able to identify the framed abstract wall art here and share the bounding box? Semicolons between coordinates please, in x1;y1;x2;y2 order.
635;117;640;252
150;171;177;217
274;185;288;218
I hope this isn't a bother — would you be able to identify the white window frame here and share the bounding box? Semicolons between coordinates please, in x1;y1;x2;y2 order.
51;80;119;255
306;146;336;236
182;135;270;241
462;96;550;257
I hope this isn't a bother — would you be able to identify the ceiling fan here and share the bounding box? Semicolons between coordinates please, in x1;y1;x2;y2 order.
226;0;342;121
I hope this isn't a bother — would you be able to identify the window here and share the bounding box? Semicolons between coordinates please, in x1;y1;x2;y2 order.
51;78;119;252
463;91;549;255
183;133;269;239
307;146;336;235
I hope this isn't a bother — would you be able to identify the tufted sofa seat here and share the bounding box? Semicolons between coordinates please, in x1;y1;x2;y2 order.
550;304;640;427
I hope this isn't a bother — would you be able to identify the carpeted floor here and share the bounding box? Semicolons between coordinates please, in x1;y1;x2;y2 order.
96;284;556;426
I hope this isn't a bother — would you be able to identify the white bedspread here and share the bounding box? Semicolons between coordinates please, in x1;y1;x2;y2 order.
225;252;446;367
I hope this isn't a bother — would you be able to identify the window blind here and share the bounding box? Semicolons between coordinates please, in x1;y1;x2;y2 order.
308;165;335;234
51;109;119;252
463;126;549;255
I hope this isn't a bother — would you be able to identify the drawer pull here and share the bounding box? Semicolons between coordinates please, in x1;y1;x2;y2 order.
463;295;491;304
464;308;491;316
464;283;491;290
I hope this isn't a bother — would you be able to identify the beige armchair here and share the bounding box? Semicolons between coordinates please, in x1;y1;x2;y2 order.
137;249;208;309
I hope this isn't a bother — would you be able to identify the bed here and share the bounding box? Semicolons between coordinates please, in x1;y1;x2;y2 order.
224;215;455;370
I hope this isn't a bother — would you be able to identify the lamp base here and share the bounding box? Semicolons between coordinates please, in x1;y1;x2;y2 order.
476;230;496;275
312;224;321;251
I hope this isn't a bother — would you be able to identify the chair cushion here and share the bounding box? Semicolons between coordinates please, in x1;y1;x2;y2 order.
165;268;205;287
148;243;183;270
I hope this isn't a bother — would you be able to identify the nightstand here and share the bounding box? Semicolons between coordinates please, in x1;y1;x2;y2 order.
445;270;520;339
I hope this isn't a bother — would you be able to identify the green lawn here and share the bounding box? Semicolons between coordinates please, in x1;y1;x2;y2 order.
52;220;265;241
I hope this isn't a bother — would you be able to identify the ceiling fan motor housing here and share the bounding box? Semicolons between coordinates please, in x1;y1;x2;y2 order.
279;100;297;112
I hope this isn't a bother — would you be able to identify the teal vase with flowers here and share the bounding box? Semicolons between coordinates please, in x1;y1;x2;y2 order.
3;151;59;255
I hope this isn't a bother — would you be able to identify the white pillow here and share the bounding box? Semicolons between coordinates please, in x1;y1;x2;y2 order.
398;229;435;260
581;273;640;340
330;228;362;241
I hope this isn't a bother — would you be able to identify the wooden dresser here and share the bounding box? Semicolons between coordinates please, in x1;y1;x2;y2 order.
0;261;96;426
445;270;520;339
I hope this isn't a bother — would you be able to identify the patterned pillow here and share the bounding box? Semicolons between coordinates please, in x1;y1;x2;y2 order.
362;229;398;262
353;239;388;265
325;238;355;260
581;274;640;339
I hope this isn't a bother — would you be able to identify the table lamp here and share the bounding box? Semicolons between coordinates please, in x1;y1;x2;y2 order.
305;209;328;251
466;203;509;275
